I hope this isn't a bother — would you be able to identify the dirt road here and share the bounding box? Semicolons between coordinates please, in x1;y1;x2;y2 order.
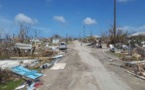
39;41;145;90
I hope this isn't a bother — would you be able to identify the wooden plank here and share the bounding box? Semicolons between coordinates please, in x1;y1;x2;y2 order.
10;57;50;60
124;69;145;80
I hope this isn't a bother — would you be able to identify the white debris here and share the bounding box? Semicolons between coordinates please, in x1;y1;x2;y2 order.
15;43;32;49
0;59;38;70
51;63;66;70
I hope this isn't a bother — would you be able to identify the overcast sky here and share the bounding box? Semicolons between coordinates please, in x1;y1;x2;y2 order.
0;0;145;38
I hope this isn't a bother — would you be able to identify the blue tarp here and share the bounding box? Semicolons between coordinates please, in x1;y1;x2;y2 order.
11;66;43;79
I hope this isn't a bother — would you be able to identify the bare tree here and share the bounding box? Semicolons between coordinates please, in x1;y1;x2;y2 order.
18;23;31;43
101;25;129;46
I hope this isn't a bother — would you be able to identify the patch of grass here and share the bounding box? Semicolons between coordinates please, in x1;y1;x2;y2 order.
0;79;23;90
107;52;124;58
30;67;42;72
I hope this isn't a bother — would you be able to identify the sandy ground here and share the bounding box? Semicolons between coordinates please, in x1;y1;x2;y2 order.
39;41;145;90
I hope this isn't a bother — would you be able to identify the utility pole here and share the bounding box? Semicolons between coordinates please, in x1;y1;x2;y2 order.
91;28;92;42
83;25;85;39
13;33;15;38
114;0;116;44
35;30;37;39
66;33;68;43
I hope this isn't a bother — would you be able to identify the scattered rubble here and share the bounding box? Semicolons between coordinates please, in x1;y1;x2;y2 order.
105;42;145;80
0;40;68;90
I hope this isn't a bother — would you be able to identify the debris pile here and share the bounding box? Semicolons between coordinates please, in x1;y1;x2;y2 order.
42;50;58;57
0;68;14;82
107;43;145;80
0;39;68;90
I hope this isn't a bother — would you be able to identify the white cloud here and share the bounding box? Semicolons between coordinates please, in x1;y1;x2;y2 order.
118;25;145;32
83;17;97;25
118;0;135;2
15;13;39;24
53;16;66;23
